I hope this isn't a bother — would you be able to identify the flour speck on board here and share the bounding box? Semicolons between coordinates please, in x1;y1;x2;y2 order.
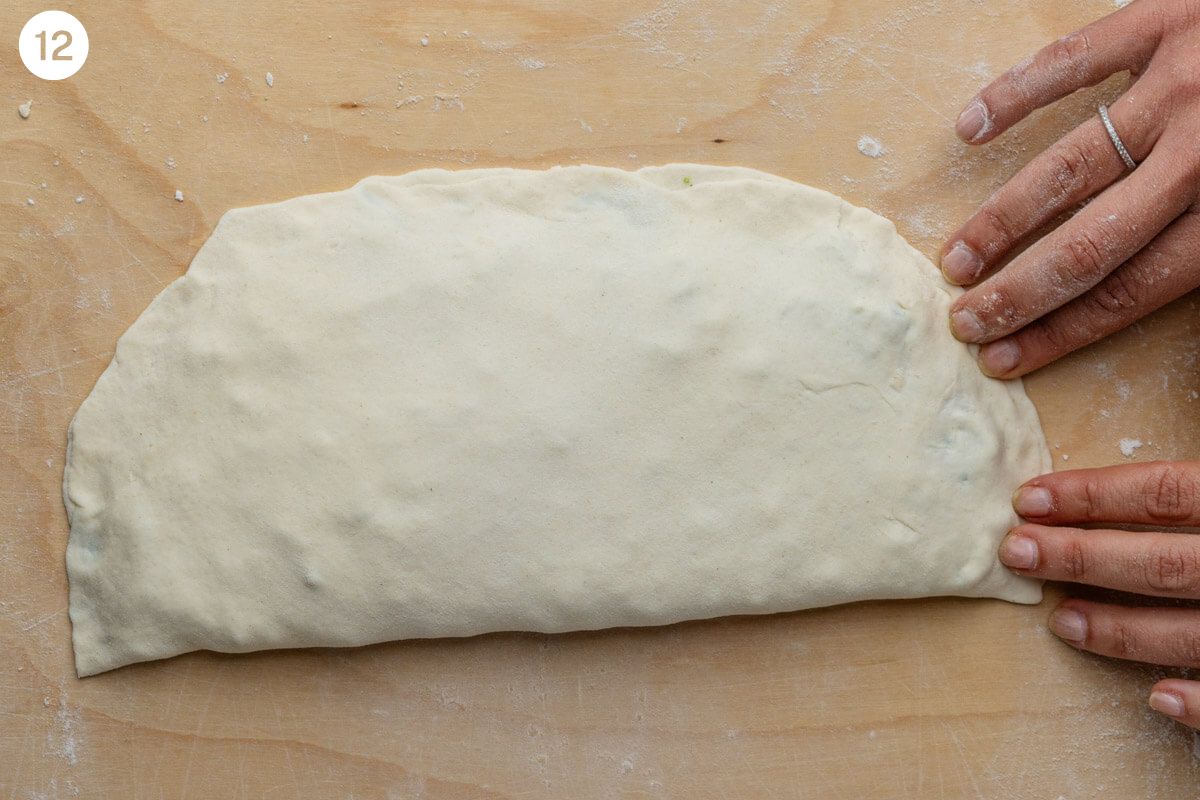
265;71;274;88
1118;438;1143;458
857;135;884;158
18;99;32;119
26;197;35;206
216;72;229;84
165;156;177;170
74;195;84;204
174;189;184;202
432;94;464;112
519;57;547;70
420;34;430;47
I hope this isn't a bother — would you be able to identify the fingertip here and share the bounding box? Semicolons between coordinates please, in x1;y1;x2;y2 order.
949;308;986;343
1048;603;1088;645
1013;484;1053;517
978;338;1021;377
1149;689;1186;718
955;99;995;144
998;531;1039;571
941;241;984;285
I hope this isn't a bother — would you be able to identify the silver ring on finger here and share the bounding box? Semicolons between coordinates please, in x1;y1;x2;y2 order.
1098;104;1138;171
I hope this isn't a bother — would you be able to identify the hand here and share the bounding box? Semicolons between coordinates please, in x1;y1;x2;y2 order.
1000;461;1200;728
941;0;1200;378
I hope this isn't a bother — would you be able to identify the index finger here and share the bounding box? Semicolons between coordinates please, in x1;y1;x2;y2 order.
956;1;1162;143
1014;461;1200;527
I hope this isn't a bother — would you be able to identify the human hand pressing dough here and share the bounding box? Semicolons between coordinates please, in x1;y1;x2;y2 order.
1000;461;1200;729
941;0;1200;378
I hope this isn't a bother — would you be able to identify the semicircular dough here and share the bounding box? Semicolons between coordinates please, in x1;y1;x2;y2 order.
64;165;1050;676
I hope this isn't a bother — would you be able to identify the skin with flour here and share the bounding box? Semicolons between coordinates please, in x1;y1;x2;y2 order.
942;0;1200;730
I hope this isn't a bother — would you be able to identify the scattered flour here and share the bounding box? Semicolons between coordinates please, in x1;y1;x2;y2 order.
432;94;464;112
174;190;184;202
519;57;547;70
18;99;32;119
74;195;84;204
265;71;274;88
420;34;430;47
857;135;884;158
1118;438;1143;458
26;198;35;206
216;72;229;84
46;701;82;766
165;156;177;170
675;117;687;134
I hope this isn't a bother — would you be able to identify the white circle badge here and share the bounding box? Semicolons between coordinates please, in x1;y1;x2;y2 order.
19;10;89;81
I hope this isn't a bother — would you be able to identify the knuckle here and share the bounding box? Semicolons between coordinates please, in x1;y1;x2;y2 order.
1179;630;1200;665
1080;477;1108;520
1046;31;1093;75
1142;545;1200;594
1061;230;1110;287
1162;57;1200;99
1107;619;1141;659
1086;268;1142;316
1045;143;1095;200
975;203;1020;250
1024;316;1076;360
1142;463;1200;523
1060;537;1090;582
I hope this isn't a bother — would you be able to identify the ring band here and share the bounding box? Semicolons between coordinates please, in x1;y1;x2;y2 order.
1098;104;1137;171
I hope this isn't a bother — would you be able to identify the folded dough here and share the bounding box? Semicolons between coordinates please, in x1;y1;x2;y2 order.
64;165;1049;676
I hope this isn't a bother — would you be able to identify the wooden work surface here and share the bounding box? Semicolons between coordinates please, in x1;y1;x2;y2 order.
3;0;1200;796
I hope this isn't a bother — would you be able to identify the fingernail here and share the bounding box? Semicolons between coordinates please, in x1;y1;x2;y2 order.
941;242;984;284
1049;608;1087;644
979;339;1021;376
956;99;991;142
999;534;1039;570
950;309;985;342
1013;486;1052;517
1149;691;1186;718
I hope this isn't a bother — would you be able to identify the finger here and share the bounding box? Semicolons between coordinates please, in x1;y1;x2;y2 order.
955;3;1162;143
1013;461;1200;527
974;209;1200;377
1046;600;1200;667
1000;523;1200;598
941;90;1163;285
949;144;1194;344
1149;679;1200;729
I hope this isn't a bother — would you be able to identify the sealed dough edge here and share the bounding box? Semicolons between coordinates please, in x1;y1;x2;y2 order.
64;164;1050;676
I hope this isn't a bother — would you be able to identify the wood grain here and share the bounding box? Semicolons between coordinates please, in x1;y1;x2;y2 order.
4;0;1199;797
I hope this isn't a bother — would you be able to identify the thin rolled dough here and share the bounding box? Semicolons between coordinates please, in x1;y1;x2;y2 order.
64;165;1050;676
